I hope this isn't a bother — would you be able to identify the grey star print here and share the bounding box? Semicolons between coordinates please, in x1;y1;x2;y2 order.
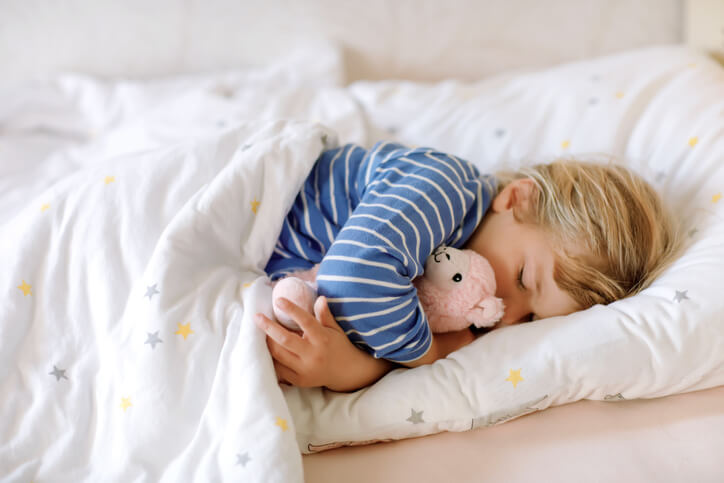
673;290;689;303
236;452;251;467
145;331;163;349
406;408;424;424
145;284;159;300
49;365;68;381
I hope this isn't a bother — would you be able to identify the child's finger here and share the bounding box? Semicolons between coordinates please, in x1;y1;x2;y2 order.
267;337;301;370
274;298;321;338
314;296;341;331
254;313;305;355
273;361;299;386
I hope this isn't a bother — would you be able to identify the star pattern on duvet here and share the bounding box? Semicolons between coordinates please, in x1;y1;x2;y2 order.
712;193;721;203
104;176;115;185
49;365;69;381
236;452;251;467
40;203;50;212
120;397;132;411
175;322;194;340
251;198;260;214
17;280;32;296
275;417;289;431
145;284;160;300
145;331;163;349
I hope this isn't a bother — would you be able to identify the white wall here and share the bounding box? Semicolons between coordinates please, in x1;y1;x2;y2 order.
0;0;683;86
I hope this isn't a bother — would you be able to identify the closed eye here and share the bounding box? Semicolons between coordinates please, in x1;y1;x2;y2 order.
517;266;526;290
518;266;538;321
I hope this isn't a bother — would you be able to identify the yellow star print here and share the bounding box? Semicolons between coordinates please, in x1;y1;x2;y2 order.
120;397;132;411
250;198;260;214
688;137;698;148
615;92;624;99
175;322;194;340
712;193;722;203
40;203;50;212
561;140;570;149
275;417;289;431
506;368;524;388
105;176;115;185
17;280;32;296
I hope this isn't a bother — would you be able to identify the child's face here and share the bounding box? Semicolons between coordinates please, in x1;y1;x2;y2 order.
465;178;579;326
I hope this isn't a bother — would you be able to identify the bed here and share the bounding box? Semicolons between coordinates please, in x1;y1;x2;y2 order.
1;1;723;482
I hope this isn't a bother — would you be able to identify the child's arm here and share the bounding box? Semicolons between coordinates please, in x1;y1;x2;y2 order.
255;296;476;392
255;296;397;392
314;143;492;365
398;328;476;368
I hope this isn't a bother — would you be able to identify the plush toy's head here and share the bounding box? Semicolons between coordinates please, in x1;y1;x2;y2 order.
415;246;505;332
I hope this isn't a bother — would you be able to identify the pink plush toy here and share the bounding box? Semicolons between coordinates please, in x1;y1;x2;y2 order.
272;245;505;333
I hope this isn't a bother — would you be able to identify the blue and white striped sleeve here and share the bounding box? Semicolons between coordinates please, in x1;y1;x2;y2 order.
316;142;494;363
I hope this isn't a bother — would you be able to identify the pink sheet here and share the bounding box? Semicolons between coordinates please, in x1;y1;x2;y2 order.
303;386;724;482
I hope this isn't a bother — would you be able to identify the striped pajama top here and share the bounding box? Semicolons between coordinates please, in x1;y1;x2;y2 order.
265;141;496;363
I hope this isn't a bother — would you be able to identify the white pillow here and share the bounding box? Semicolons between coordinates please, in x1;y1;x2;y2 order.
283;46;724;453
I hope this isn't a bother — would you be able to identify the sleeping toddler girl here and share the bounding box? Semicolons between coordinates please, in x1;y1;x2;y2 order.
254;142;679;392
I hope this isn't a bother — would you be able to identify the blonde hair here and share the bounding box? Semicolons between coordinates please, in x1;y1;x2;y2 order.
497;160;681;309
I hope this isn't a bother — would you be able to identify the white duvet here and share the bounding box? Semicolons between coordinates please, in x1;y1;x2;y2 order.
0;46;361;481
0;113;336;481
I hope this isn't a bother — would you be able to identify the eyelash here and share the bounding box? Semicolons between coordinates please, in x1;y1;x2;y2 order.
517;266;526;290
518;265;537;322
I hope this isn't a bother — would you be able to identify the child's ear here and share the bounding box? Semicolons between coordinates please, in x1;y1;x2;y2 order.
492;178;537;213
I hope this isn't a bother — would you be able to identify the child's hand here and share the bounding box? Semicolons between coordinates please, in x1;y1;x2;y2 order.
254;296;381;391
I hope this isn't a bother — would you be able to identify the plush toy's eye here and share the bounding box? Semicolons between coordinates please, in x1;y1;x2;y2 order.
452;273;462;282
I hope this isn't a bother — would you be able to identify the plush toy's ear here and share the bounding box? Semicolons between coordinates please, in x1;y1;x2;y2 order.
465;297;505;328
465;307;493;328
